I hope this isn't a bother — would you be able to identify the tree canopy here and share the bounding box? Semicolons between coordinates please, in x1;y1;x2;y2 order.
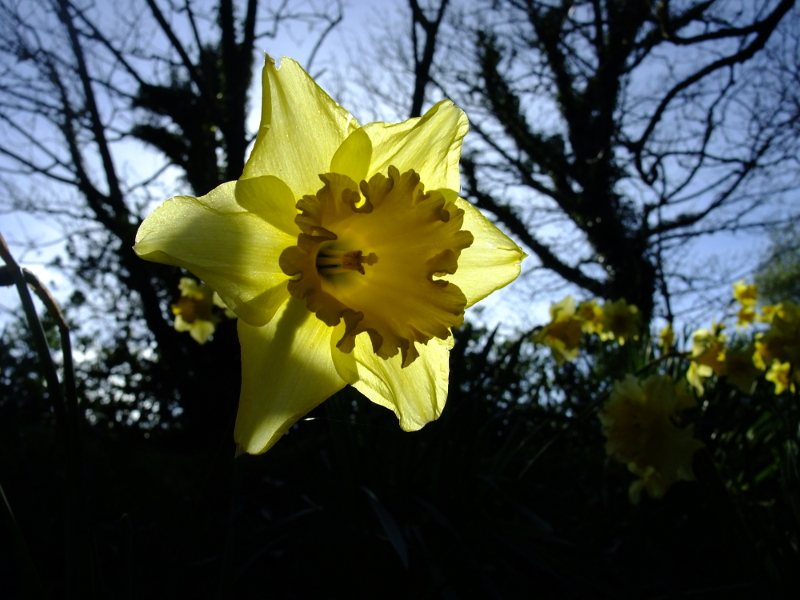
360;0;799;323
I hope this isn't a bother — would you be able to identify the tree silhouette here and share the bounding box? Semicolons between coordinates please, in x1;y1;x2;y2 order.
359;0;799;324
0;0;343;444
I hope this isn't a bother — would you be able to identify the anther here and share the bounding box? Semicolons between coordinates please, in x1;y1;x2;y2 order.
317;249;378;275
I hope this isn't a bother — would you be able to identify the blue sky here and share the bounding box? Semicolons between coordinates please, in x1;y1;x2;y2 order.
0;0;794;339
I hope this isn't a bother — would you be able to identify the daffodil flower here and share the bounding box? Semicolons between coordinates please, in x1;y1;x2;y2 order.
766;360;796;395
535;296;584;365
736;306;756;328
658;322;674;352
172;277;219;344
755;301;800;368
577;299;604;335
134;56;525;454
722;347;760;394
732;279;758;307
599;374;703;502
600;298;639;345
685;326;726;395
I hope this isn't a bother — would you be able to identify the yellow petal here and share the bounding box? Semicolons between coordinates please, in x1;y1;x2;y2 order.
234;175;299;235
550;296;576;319
173;315;192;333
189;320;216;344
363;100;468;191
243;56;358;197
235;298;346;455
330;127;372;183
134;182;294;326
329;321;359;384
347;334;452;431
447;197;526;308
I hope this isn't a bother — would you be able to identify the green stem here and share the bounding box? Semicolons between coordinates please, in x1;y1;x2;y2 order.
0;232;88;596
694;447;782;593
1;479;47;599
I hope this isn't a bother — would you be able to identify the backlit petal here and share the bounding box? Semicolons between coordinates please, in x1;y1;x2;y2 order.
243;56;358;197
235;175;299;235
330;321;359;384
349;335;452;431
330;127;372;183
364;100;467;191
235;298;347;455
447;198;526;308
134;182;293;326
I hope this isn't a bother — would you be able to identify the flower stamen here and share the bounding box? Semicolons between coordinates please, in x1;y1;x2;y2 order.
279;166;473;367
316;247;379;275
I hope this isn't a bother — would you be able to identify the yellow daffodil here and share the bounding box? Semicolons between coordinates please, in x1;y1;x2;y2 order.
172;277;220;344
627;465;670;504
685;326;726;395
723;347;760;394
765;360;795;395
535;296;584;365
658;322;674;352
134;56;525;455
759;304;781;324
599;374;703;502
753;341;771;371
600;299;639;345
755;301;800;368
577;299;605;335
736;306;756;328
732;280;757;307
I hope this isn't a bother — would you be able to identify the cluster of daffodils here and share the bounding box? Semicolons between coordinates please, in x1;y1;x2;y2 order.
538;281;797;502
599;374;703;504
532;296;705;503
682;281;799;396
136;56;525;455
754;301;800;394
171;277;235;344
535;296;639;364
599;281;798;502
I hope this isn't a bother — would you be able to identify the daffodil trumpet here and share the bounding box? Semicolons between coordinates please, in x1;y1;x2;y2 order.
134;56;525;455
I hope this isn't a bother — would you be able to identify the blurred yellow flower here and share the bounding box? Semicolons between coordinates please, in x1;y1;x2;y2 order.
765;360;795;395
535;296;584;365
135;56;525;454
658;322;674;352
753;341;771;371
759;304;781;324
732;280;757;307
686;327;726;395
628;465;670;504
723;347;760;394
736;307;756;328
577;299;605;335
601;299;639;345
172;278;219;344
599;374;703;502
755;301;800;368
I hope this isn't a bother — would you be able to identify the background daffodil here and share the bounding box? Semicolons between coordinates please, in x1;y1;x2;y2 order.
600;299;639;344
171;276;235;344
171;277;219;344
535;296;583;365
599;374;704;503
134;56;525;455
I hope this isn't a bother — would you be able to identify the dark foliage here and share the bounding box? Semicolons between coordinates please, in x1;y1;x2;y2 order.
2;320;798;599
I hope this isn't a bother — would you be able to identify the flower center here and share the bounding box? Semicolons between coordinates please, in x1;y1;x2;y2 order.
316;247;378;275
279;166;473;367
172;296;213;323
